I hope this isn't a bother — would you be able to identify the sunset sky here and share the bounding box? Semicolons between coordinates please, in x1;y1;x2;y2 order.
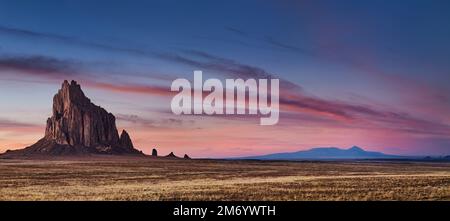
1;0;450;157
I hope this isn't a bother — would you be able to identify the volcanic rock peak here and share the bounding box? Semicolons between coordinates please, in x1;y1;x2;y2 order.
9;80;142;156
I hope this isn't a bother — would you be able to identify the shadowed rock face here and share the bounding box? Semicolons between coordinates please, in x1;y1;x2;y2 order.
4;80;142;156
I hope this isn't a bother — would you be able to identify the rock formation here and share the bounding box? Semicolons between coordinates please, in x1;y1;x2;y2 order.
3;80;143;156
165;152;178;158
163;152;190;159
152;148;158;157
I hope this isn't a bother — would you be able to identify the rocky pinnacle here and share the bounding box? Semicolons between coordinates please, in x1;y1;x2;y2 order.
6;80;142;156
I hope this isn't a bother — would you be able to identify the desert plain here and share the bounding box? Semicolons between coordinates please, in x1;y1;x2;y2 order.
0;157;449;201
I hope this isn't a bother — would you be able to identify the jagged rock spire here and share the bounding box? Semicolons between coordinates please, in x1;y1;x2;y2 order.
119;130;134;150
45;80;120;148
7;80;142;156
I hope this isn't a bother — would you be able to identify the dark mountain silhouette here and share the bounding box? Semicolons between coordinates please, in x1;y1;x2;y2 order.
239;146;402;160
1;80;143;157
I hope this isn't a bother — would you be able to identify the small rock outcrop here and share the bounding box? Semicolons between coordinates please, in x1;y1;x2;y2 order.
165;152;179;158
152;148;158;157
3;80;143;156
119;130;134;150
183;154;191;159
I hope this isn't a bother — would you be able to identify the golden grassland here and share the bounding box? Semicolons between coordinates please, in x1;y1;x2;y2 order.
0;157;449;200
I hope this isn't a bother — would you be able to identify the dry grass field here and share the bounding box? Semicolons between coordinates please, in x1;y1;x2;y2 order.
0;157;449;201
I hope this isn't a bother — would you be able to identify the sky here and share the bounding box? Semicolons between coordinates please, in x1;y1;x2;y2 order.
0;0;450;157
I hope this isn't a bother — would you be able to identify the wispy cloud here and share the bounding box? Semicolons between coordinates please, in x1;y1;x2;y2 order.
264;36;315;56
224;26;315;57
116;114;185;128
0;118;38;128
224;26;249;37
0;55;79;78
157;49;303;92
0;25;157;59
0;118;43;134
86;81;172;96
0;54;175;97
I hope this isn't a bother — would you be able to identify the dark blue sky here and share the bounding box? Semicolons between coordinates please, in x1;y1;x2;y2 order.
1;1;450;88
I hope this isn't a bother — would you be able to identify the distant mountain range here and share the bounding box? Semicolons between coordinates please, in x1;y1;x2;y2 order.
238;146;404;160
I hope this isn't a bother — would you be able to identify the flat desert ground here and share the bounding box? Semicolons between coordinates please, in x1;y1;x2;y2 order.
0;157;449;200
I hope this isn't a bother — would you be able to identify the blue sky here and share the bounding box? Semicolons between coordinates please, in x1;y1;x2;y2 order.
1;0;450;157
